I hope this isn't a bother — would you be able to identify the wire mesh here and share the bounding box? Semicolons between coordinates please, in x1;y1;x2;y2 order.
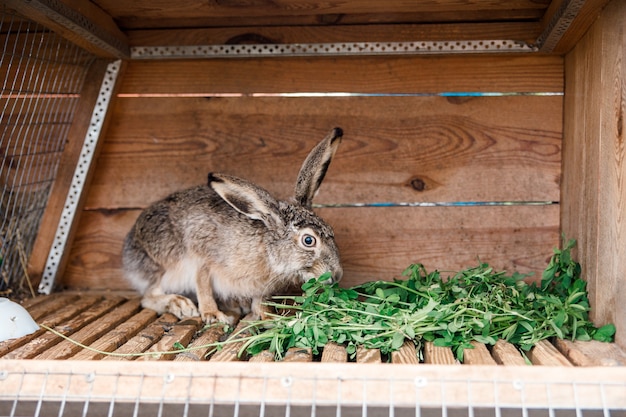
0;6;96;297
0;362;625;417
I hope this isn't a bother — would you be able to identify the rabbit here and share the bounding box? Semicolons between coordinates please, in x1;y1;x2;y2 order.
122;127;344;325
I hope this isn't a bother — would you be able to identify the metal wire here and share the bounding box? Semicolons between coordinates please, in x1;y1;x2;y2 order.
0;7;95;296
1;365;625;417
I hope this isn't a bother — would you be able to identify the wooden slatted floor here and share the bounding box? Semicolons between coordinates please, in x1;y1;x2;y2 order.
2;292;625;366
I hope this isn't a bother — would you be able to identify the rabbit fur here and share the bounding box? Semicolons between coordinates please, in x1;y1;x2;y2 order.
122;128;344;325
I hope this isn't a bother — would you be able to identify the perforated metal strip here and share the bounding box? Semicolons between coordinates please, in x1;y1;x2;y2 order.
131;40;536;59
38;60;122;295
536;0;587;52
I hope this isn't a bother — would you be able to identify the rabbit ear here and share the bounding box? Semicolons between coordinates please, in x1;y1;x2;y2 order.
208;173;283;227
294;127;343;209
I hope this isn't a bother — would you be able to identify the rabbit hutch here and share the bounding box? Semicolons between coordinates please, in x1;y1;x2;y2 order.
1;0;626;415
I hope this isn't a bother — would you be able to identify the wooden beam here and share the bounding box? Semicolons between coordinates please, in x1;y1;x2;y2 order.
537;0;611;53
561;0;626;348
1;360;625;409
3;0;129;58
127;22;541;47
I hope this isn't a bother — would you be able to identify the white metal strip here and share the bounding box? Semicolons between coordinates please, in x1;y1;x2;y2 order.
131;40;536;59
38;60;121;295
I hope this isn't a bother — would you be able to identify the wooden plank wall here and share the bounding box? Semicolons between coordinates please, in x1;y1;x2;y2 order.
561;0;625;348
59;54;563;291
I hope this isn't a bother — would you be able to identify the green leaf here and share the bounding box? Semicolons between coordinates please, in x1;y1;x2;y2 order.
593;324;616;342
391;332;406;350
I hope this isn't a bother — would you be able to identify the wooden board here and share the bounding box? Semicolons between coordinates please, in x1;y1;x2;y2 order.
128;22;542;47
423;342;456;365
61;204;559;290
86;95;562;208
2;359;625;412
561;0;626;349
117;55;562;95
93;0;550;30
491;339;527;366
463;341;497;365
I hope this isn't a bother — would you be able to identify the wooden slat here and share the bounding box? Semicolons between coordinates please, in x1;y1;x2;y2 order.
4;0;129;58
561;0;626;349
174;325;225;362
22;293;80;321
61;205;559;291
93;0;549;29
491;339;527;366
3;295;124;359
102;313;179;360
248;350;276;362
528;340;573;366
282;347;313;362
554;339;626;367
423;342;456;365
0;295;102;357
36;298;142;359
320;342;348;363
86;95;562;209
2;360;626;410
209;314;255;362
137;317;203;361
0;293;82;356
391;341;419;364
118;55;563;95
356;347;382;364
72;308;158;360
463;341;496;365
539;0;612;54
128;22;541;47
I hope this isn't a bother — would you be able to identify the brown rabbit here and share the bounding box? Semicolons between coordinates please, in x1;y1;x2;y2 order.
122;128;344;324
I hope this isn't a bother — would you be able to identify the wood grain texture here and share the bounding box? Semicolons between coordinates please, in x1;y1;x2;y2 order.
282;347;313;362
86;95;562;209
60;205;559;290
491;339;527;366
36;298;142;360
102;313;179;360
391;340;419;364
320;342;348;363
128;22;541;47
72;308;158;360
462;341;496;365
528;339;573;366
248;350;276;362
423;342;457;365
118;55;563;95
3;296;124;359
554;339;626;367
356;346;382;364
93;0;549;30
174;325;225;362
561;0;626;349
209;313;255;362
137;317;202;361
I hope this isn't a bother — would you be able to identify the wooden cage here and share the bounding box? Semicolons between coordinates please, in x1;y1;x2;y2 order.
1;0;625;415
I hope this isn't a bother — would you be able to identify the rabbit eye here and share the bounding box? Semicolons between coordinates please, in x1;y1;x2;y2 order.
301;234;317;248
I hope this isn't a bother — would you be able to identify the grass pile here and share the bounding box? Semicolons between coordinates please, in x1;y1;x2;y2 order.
231;239;615;361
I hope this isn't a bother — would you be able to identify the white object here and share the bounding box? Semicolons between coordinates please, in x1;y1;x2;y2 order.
0;298;39;342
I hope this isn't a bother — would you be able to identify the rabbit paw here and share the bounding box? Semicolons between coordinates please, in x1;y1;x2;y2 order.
201;309;237;326
167;295;200;319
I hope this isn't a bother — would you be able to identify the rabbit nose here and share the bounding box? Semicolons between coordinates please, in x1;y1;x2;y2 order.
332;267;343;283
